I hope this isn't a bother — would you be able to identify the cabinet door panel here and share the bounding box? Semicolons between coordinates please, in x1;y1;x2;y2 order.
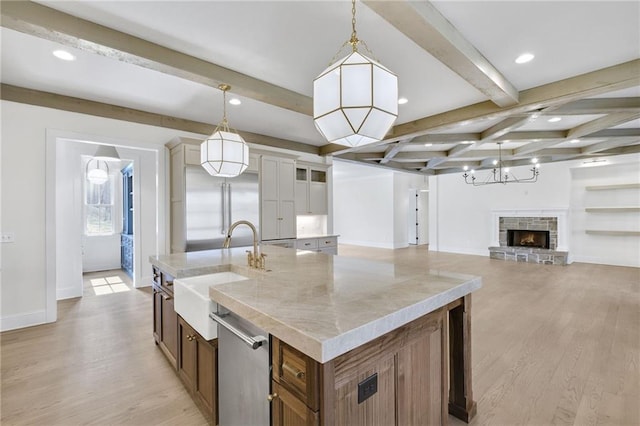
280;200;297;239
162;295;178;364
333;356;396;426
178;318;196;390
309;183;327;215
261;200;279;241
153;288;162;343
397;325;443;425
261;157;279;201
195;338;217;421
278;159;296;202
271;381;319;426
295;181;308;214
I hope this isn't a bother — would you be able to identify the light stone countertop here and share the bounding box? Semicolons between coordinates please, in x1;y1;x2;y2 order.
150;246;481;363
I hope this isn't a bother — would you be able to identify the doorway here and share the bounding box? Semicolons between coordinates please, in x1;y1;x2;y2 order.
45;131;164;321
408;189;429;246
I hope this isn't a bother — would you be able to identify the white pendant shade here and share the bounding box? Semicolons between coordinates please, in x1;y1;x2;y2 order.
313;51;398;147
201;130;249;178
87;166;109;184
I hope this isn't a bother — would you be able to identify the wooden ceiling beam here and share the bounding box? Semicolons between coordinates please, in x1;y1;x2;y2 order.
581;138;640;155
379;139;413;164
0;83;319;154
363;0;519;107
0;1;312;116
547;97;640;115
321;60;639;156
567;112;640;139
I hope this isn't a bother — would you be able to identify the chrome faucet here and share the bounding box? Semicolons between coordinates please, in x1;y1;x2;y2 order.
223;220;266;269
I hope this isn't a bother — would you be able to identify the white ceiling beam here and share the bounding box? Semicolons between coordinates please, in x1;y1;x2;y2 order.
546;97;640;115
581;138;640;155
0;1;312;116
379;139;413;164
324;60;640;156
0;83;319;154
363;0;519;107
567;112;640;139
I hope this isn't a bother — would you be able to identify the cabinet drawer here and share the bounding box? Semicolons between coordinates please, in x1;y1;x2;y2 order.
296;239;318;250
318;237;337;248
272;338;319;411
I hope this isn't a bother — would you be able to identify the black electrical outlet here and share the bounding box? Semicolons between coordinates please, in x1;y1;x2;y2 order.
357;373;378;404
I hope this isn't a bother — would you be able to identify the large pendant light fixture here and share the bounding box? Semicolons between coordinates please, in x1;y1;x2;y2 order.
201;84;249;178
462;142;540;186
313;0;398;148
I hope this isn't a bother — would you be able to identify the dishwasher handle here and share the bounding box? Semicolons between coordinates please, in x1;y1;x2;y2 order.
210;311;267;350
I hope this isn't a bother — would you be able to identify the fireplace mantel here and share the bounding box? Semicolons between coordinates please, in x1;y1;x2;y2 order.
490;208;569;252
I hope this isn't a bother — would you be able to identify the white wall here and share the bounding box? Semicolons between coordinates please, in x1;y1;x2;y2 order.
429;154;640;267
0;100;204;331
333;160;428;249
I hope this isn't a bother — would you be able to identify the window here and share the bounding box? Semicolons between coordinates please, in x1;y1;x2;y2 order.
85;173;115;236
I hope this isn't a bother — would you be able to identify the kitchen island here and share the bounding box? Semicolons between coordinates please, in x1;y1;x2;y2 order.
150;245;481;425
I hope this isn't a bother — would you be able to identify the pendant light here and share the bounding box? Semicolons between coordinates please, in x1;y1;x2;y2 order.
313;0;398;147
201;84;249;178
86;159;109;185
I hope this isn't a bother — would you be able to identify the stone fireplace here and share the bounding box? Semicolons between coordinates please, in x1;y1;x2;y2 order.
489;209;569;265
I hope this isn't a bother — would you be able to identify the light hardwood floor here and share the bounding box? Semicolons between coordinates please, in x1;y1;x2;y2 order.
2;248;639;426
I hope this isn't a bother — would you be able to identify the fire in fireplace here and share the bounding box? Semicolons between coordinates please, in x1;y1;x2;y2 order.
507;230;550;249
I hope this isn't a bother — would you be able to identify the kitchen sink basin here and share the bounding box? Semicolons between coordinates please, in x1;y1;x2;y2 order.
174;271;249;340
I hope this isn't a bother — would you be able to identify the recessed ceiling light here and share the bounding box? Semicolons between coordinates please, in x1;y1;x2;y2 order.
398;97;408;105
53;50;75;61
424;143;432;147
570;139;580;144
461;141;475;145
531;158;538;164
548;117;562;123
229;98;241;106
515;53;535;64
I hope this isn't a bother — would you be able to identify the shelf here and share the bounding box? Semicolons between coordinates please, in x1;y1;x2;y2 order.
585;207;640;213
586;230;640;236
585;183;640;191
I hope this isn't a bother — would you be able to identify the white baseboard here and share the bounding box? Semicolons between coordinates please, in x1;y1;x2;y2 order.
57;286;82;300
136;273;152;288
435;246;488;257
338;239;396;249
0;310;48;332
570;255;639;268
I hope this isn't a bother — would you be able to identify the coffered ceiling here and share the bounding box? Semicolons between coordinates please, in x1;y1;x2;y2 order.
1;1;639;175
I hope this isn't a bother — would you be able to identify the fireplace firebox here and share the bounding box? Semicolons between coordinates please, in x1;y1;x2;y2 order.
507;230;550;249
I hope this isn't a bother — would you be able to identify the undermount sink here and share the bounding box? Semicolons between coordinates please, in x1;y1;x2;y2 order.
174;271;249;340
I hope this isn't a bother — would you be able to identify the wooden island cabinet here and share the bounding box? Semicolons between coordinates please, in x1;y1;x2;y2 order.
150;245;480;426
271;307;446;425
152;265;218;425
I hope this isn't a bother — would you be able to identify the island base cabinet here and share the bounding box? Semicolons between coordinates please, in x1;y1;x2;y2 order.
177;317;218;426
271;381;320;426
152;282;178;369
272;308;446;426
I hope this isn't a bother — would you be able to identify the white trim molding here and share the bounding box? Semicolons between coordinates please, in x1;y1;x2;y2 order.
490;208;570;252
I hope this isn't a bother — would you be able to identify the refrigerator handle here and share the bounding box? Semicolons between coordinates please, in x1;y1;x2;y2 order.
227;183;233;227
221;182;227;234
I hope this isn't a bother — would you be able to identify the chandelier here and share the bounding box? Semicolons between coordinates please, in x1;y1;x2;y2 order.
462;142;540;185
201;84;249;178
313;0;398;148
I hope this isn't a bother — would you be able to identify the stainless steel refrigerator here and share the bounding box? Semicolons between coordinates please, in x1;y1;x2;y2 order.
184;166;259;252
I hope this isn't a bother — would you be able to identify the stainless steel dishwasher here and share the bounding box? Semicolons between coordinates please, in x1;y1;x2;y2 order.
210;305;270;426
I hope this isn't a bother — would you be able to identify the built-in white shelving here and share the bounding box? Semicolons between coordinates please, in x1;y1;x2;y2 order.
585;230;640;236
585;183;640;191
585;207;640;213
